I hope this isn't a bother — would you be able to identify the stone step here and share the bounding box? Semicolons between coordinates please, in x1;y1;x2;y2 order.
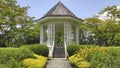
54;47;65;54
54;50;65;54
53;54;65;58
53;46;65;58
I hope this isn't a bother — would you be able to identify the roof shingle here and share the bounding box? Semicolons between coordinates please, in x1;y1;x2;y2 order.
42;2;77;18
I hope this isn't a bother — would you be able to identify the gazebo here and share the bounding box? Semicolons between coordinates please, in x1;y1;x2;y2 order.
38;2;80;58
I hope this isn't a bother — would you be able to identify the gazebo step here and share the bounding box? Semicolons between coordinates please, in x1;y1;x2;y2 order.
54;50;65;54
53;46;65;58
53;54;65;58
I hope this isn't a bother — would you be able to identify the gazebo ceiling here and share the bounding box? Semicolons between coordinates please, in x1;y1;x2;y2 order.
41;1;77;19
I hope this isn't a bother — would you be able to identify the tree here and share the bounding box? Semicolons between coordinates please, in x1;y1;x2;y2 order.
0;0;34;47
84;5;120;46
99;5;120;19
24;23;40;44
85;18;120;46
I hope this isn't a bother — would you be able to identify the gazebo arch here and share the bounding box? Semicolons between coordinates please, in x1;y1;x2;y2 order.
38;2;81;58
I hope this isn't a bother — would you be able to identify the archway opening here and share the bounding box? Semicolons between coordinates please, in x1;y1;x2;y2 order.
55;23;64;47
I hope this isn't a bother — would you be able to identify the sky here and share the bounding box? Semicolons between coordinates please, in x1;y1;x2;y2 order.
17;0;120;20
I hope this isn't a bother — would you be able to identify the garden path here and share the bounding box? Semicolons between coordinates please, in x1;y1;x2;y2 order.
46;58;73;68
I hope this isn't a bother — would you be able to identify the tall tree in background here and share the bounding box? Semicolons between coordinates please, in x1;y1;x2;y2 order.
0;0;35;47
85;5;120;46
79;19;95;44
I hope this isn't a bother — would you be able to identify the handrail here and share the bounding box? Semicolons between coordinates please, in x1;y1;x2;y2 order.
51;41;54;58
64;41;68;58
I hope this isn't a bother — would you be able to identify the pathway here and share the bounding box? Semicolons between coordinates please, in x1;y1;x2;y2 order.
46;58;73;68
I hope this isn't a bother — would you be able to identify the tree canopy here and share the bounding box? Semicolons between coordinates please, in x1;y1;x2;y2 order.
0;0;39;47
81;5;120;46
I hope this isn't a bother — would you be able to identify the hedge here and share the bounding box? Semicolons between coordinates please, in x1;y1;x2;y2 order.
21;44;49;57
67;44;80;56
67;44;96;56
0;48;33;68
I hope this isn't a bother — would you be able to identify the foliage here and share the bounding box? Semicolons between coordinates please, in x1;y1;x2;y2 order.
85;17;120;46
79;5;120;46
25;23;40;44
100;5;120;19
67;44;96;56
69;55;90;68
0;0;35;47
21;44;49;57
67;44;80;56
79;19;95;44
0;47;33;68
69;45;120;68
23;54;47;68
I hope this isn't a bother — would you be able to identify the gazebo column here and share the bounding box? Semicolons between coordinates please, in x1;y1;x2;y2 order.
76;26;79;44
51;22;55;46
64;22;72;58
40;25;44;44
64;23;68;46
47;22;55;58
64;22;71;46
47;23;55;46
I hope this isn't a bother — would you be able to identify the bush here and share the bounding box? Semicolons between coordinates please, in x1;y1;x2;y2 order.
69;55;90;68
67;44;96;56
67;44;80;56
23;54;47;68
69;46;120;68
21;44;49;57
0;48;33;68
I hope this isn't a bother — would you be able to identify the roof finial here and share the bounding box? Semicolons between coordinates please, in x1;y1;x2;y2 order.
57;0;62;4
59;0;62;3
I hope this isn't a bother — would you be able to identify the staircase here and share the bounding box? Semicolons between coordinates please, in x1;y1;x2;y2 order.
53;46;65;58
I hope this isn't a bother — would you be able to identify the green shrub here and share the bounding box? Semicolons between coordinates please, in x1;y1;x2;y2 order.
0;48;33;68
67;44;80;56
106;47;120;68
67;44;96;56
69;46;120;68
21;44;49;57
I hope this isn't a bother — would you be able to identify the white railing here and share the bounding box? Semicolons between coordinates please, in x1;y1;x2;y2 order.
51;41;55;58
64;41;68;58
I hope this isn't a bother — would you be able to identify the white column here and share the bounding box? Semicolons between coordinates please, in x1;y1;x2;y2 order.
47;22;55;58
76;26;79;44
68;23;71;45
64;23;67;45
64;22;72;58
47;23;50;46
50;23;52;46
64;22;72;46
47;22;55;46
40;25;44;44
52;22;55;46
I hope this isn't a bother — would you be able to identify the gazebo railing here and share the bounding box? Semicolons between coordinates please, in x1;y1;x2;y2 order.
51;41;55;58
64;41;68;58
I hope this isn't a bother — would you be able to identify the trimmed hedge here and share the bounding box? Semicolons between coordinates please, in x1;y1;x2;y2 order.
21;44;49;57
67;44;96;56
0;48;33;68
69;46;120;68
67;44;80;56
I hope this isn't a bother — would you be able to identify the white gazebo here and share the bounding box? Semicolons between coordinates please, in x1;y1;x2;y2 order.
38;2;81;58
